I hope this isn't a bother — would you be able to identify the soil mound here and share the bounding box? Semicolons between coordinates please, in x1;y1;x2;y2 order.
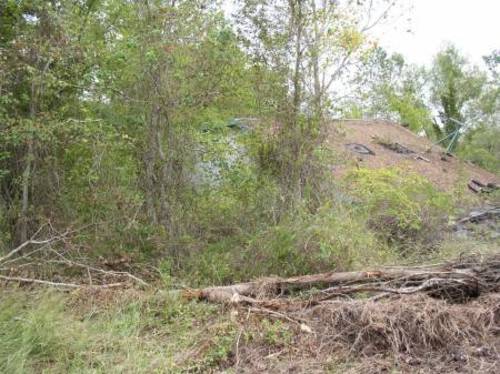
328;120;499;192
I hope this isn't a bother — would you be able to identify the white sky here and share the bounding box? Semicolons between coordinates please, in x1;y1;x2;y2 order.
372;0;500;66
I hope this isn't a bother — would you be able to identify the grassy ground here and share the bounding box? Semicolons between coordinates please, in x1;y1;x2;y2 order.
1;236;499;373
0;287;237;373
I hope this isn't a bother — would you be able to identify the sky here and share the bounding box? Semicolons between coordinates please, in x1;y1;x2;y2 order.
372;0;500;66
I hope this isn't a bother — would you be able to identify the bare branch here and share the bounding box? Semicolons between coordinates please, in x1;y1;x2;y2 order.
47;249;149;287
0;274;125;289
361;1;396;33
0;234;64;264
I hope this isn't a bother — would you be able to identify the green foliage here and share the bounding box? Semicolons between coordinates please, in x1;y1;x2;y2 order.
0;292;85;373
346;168;452;249
181;198;389;286
243;204;386;276
261;319;293;347
3;2;499;370
458;124;500;174
0;289;233;373
0;0;263;255
0;0;496;315
430;45;488;147
385;88;433;135
345;48;434;135
0;1;20;44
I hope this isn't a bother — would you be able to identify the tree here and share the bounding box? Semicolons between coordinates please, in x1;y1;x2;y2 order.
430;45;486;150
0;0;90;244
236;0;397;205
458;125;500;173
344;47;433;135
456;49;499;172
82;0;259;252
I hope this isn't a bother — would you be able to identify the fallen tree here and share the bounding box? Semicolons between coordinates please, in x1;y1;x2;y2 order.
184;254;500;306
185;254;500;372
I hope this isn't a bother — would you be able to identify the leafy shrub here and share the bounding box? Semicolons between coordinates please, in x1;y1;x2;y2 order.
243;205;387;277
181;202;389;286
458;124;500;174
345;168;452;250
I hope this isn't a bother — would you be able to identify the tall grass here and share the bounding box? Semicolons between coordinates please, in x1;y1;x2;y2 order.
0;289;233;373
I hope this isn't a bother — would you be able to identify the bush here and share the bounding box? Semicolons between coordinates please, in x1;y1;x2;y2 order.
180;202;390;286
345;168;452;250
243;205;388;277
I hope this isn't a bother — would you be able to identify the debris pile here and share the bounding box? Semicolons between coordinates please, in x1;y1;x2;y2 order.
188;254;500;372
454;206;500;240
457;207;500;225
234;294;500;373
468;179;499;194
373;136;415;154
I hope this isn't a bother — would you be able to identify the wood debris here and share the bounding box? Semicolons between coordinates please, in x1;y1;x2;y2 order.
185;254;500;307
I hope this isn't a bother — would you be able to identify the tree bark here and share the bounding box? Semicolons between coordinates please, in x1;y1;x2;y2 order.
290;0;304;117
185;255;500;305
20;81;37;244
311;0;322;120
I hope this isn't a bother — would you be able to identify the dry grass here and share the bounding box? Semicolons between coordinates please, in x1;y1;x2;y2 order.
234;293;500;373
307;294;499;356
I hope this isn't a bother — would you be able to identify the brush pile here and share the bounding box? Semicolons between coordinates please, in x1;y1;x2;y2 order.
234;294;500;373
186;254;500;372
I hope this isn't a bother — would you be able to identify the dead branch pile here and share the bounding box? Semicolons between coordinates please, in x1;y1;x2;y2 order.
234;294;500;373
0;224;148;289
185;254;500;306
305;294;499;356
187;255;500;371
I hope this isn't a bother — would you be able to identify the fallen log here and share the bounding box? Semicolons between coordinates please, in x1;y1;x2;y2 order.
184;254;500;305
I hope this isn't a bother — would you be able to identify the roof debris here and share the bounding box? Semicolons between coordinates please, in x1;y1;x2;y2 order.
375;139;415;154
345;143;375;155
468;179;499;194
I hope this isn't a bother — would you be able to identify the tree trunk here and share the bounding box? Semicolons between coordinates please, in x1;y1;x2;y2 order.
20;142;32;244
185;254;500;305
20;81;37;243
291;0;303;117
144;108;159;226
311;0;322;120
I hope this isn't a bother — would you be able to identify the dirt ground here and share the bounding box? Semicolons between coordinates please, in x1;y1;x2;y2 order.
327;120;499;192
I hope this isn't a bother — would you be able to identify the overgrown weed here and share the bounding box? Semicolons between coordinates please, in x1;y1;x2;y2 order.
0;288;232;373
